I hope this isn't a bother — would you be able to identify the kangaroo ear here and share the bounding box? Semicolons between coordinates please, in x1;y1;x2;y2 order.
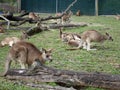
106;32;109;36
40;48;46;53
48;48;54;53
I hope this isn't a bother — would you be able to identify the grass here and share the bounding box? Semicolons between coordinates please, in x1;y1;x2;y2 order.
0;14;120;90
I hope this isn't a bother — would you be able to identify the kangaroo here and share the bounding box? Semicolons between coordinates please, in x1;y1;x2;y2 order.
115;15;120;20
59;28;81;43
76;10;81;16
61;11;73;24
59;28;83;50
29;12;39;21
2;41;53;76
0;37;21;47
81;30;113;51
0;25;4;33
20;31;30;40
0;31;29;47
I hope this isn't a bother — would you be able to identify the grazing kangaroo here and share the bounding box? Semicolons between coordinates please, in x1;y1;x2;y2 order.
0;31;29;47
2;41;53;76
76;10;81;16
81;30;113;51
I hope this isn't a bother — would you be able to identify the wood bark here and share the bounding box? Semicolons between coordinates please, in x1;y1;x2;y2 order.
4;65;120;90
49;23;87;29
25;25;48;36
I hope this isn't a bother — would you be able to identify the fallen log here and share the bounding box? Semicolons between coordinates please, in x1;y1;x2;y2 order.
4;65;120;90
25;24;48;36
25;83;76;90
49;23;87;29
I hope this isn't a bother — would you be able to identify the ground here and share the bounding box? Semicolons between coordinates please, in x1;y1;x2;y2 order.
0;13;120;90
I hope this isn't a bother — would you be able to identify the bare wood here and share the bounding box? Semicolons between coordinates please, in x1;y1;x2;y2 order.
5;65;120;90
64;0;77;13
0;15;10;29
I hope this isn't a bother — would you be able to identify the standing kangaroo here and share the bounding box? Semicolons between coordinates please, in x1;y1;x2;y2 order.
61;11;73;24
2;41;53;76
0;25;4;33
81;30;113;51
76;10;81;16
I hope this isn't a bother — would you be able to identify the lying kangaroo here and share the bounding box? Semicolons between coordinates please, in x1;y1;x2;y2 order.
59;28;81;42
0;37;21;47
29;12;39;21
0;31;29;47
59;28;83;50
2;41;53;76
81;30;113;51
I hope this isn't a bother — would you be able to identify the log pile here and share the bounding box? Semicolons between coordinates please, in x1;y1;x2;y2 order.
5;65;120;90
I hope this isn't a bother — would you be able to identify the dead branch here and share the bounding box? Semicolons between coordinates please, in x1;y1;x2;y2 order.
0;15;10;29
64;0;77;13
0;0;77;27
49;23;87;29
4;65;120;90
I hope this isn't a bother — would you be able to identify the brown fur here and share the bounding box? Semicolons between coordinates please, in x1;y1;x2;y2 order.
0;37;21;47
81;30;113;51
20;31;29;40
115;15;120;20
0;25;4;33
59;28;81;42
3;41;53;76
61;11;73;24
55;11;73;24
29;12;39;20
0;31;29;47
59;28;83;50
76;10;80;16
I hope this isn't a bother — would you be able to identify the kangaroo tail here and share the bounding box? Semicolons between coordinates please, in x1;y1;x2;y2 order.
65;48;80;50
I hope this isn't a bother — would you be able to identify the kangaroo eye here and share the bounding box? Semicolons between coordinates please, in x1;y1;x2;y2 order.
46;55;49;58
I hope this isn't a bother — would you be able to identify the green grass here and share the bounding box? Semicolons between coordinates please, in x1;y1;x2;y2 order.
0;14;120;90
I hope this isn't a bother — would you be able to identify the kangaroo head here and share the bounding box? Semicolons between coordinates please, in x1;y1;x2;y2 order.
41;48;53;62
21;31;29;40
105;33;113;41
